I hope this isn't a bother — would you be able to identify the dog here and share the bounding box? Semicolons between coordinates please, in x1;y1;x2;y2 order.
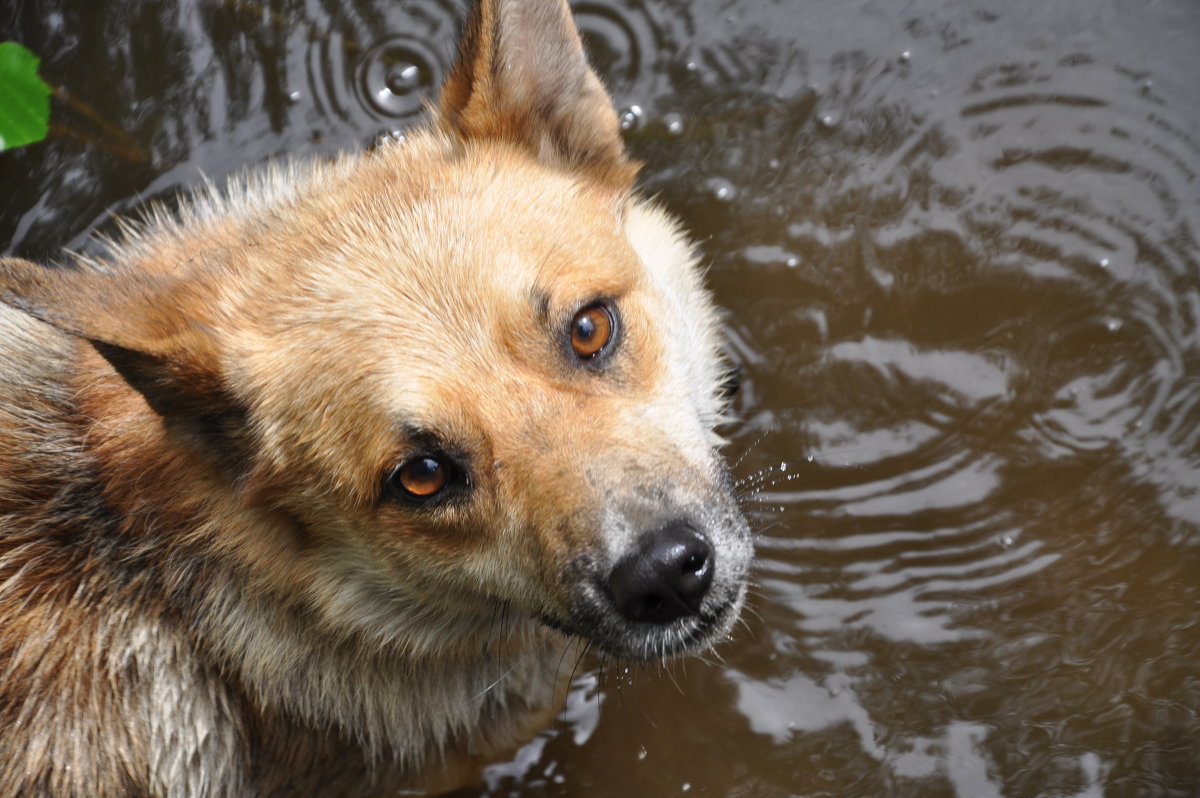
0;0;751;795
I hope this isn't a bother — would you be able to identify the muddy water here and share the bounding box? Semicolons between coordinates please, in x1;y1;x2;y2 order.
3;0;1199;795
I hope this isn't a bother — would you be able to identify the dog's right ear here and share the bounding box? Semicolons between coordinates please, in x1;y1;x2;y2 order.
438;0;637;188
0;256;245;463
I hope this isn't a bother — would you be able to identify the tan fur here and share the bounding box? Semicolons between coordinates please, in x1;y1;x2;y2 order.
0;1;750;795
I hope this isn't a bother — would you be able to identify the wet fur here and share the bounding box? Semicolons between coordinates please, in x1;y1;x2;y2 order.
0;1;750;796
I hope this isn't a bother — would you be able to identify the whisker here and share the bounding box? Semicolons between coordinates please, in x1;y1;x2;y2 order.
554;637;578;689
566;640;592;692
730;428;771;471
469;662;519;702
659;654;682;694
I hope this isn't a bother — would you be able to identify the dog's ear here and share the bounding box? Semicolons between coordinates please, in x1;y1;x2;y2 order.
0;256;247;467
439;0;636;187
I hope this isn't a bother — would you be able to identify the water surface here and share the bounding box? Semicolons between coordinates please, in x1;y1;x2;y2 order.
2;1;1198;795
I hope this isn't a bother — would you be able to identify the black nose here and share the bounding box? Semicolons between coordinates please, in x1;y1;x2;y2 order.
607;521;715;624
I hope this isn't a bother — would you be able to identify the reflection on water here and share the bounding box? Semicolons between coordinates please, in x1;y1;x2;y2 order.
2;0;1198;795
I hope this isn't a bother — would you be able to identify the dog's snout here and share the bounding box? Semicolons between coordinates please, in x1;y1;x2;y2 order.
607;521;714;624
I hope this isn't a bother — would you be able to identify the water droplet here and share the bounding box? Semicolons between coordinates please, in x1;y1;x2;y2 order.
786;257;799;268
287;90;301;104
637;748;648;761
662;112;684;136
618;105;644;131
899;50;912;63
682;783;691;792
817;111;841;130
806;455;814;463
369;129;408;151
780;462;788;472
1098;257;1110;268
768;158;781;169
1103;317;1124;332
705;177;737;202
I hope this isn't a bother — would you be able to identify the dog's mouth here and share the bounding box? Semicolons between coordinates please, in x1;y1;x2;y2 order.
541;582;747;662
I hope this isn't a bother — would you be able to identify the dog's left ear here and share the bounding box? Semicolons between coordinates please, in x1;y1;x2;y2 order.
439;0;636;187
0;256;248;470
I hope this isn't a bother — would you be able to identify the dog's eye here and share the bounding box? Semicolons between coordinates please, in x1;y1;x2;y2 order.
570;302;615;359
391;456;449;500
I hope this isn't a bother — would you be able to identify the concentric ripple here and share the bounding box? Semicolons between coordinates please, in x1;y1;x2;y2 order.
355;34;443;119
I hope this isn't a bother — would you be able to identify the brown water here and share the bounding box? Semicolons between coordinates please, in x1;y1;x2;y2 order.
3;1;1199;795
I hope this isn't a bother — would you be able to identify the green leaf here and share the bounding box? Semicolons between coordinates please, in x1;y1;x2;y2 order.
0;42;52;152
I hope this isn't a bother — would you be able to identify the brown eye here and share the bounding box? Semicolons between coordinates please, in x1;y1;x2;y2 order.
570;303;615;359
393;456;449;499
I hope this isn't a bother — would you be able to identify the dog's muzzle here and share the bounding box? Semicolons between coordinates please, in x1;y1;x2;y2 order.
545;505;748;662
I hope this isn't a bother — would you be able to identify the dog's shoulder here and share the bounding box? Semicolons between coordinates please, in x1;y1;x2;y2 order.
0;301;246;797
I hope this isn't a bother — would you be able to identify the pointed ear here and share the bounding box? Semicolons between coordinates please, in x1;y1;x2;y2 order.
438;0;637;187
0;257;248;466
0;257;194;353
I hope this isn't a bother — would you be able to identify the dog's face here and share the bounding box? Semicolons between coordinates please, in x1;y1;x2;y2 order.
227;141;750;661
0;0;750;663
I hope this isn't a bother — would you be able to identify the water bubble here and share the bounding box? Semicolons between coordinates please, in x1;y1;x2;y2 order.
768;158;781;169
358;36;439;119
817;111;842;130
618;105;644;131
1102;317;1124;332
682;784;691;792
637;748;648;761
286;90;301;104
786;257;799;268
662;112;684;136
705;177;738;202
1098;257;1110;268
899;50;912;63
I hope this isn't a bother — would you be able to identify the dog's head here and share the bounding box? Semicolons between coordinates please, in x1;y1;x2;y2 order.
0;0;750;663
